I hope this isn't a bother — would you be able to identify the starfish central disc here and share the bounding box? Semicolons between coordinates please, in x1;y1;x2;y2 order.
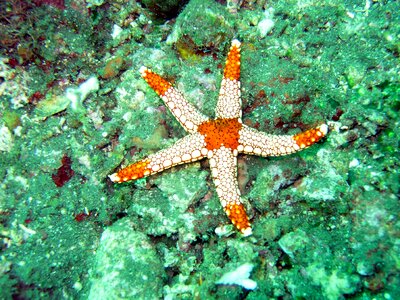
198;118;242;151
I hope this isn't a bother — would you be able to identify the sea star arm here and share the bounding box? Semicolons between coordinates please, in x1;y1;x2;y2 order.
208;146;252;236
237;124;328;156
109;132;208;182
215;40;242;119
140;66;209;133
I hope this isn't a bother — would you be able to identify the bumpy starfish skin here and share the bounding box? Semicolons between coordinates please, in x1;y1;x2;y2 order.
109;40;328;236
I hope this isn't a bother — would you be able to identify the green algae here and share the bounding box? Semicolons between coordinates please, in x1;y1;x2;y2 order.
123;163;209;239
167;0;235;50
88;219;164;299
0;0;399;299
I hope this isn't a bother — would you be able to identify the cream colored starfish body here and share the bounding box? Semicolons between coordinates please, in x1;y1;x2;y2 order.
109;40;328;236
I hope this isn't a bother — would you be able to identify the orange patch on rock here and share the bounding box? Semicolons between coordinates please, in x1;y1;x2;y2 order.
198;118;242;151
102;57;124;79
142;69;171;96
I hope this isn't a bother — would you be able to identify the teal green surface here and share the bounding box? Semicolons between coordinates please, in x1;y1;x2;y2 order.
0;0;399;299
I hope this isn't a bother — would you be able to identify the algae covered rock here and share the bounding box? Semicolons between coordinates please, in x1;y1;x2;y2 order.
167;0;235;55
88;219;164;299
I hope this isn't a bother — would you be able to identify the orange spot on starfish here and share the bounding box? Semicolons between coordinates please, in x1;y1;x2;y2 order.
115;159;152;182
142;68;171;96
223;43;241;80
225;203;251;233
198;118;242;151
293;127;325;148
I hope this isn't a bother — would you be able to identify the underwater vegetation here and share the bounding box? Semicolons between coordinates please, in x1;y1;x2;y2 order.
0;0;399;299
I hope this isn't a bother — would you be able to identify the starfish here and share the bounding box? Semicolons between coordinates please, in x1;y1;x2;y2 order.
109;40;328;236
